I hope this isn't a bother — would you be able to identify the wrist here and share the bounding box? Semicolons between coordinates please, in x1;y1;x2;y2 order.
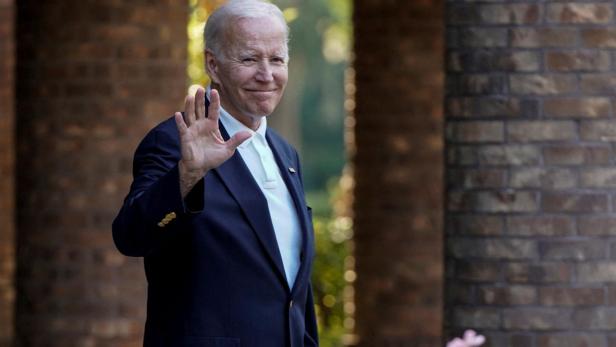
179;160;208;180
178;160;208;198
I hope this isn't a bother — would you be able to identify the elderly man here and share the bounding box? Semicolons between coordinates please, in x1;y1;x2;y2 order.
112;1;318;346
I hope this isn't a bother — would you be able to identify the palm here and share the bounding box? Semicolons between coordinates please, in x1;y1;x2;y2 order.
175;88;250;174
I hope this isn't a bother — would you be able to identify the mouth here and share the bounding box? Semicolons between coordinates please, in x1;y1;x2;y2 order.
245;89;277;93
245;89;278;99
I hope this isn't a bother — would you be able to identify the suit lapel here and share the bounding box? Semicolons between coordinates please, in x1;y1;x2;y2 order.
266;131;313;294
213;123;288;288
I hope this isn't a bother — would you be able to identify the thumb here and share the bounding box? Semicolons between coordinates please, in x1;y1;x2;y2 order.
226;130;252;150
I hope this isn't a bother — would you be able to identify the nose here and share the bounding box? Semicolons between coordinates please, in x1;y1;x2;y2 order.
255;61;274;83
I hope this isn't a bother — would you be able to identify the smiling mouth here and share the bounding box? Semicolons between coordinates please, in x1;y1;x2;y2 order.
246;89;277;93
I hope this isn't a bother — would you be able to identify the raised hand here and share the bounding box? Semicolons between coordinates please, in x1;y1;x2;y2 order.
175;87;251;197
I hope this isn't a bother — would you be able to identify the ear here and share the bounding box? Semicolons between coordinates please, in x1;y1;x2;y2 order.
205;50;221;84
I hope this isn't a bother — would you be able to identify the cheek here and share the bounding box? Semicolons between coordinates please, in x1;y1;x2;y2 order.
276;69;288;85
223;68;251;88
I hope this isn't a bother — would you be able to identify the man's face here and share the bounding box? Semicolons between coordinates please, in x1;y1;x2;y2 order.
207;16;288;128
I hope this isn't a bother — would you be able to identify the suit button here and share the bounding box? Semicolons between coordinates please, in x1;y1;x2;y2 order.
289;300;294;309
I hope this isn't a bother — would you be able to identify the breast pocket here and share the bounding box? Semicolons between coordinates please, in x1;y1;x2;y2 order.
182;336;240;347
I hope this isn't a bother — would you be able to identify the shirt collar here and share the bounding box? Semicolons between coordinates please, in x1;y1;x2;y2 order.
206;87;267;149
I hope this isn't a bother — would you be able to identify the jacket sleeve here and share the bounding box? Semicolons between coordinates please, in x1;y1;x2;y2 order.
112;123;205;257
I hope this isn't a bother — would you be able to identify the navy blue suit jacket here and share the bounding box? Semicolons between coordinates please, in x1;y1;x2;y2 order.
112;114;318;347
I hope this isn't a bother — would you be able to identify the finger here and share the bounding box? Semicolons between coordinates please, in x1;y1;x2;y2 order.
208;89;221;124
195;87;206;120
446;339;465;347
226;130;252;150
185;94;196;126
174;112;188;135
471;336;485;346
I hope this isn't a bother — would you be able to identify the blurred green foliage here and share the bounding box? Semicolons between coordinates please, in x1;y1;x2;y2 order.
280;0;351;192
309;178;353;347
187;1;352;346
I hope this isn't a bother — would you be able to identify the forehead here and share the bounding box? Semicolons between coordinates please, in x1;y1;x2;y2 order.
225;16;287;53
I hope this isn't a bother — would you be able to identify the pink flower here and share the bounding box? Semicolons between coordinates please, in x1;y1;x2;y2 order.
447;330;486;347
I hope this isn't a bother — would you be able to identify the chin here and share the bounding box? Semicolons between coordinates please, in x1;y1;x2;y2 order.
251;104;277;116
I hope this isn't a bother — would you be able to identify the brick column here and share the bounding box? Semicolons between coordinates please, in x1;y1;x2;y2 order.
16;2;187;346
446;2;616;345
353;1;444;345
0;0;15;346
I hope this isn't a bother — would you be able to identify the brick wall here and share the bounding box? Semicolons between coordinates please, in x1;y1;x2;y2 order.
352;0;444;346
0;0;15;346
445;1;616;346
15;1;187;345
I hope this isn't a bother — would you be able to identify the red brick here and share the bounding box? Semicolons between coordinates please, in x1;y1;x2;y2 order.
582;29;616;48
507;121;577;142
546;50;610;72
577;263;616;283
544;97;611;118
460;27;508;48
447;215;503;236
607;286;616;305
446;121;504;143
540;287;605;306
510;74;577;95
541;240;607;261
447;168;506;189
449;4;541;25
493;51;541;72
477;145;541;166
543;145;611;165
455;74;506;95
580;120;616;141
579;216;616;236
506;216;575;236
448;237;538;260
580;74;616;94
478;285;537;305
503;308;573;330
574;308;616;329
581;168;616;188
538;334;607;347
505;262;571;284
452;308;501;329
456;260;502;282
445;0;616;342
510;167;576;189
446;97;525;118
546;3;613;24
543;192;608;213
511;28;578;48
15;1;187;345
448;191;538;213
479;4;540;25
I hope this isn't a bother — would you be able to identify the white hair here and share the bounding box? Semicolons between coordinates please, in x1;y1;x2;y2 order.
204;0;289;59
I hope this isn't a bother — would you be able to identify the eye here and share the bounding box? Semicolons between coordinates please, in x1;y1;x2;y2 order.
271;57;286;64
241;57;257;63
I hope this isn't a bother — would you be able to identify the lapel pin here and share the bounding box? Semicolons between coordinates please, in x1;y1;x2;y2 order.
289;167;296;173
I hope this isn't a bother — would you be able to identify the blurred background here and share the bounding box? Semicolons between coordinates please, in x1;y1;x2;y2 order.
5;0;616;346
